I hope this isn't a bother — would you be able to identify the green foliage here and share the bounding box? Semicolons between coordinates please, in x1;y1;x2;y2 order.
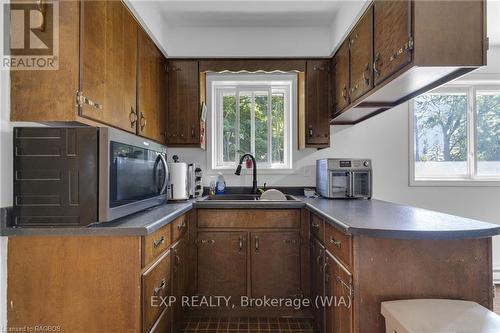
414;94;467;161
476;93;500;161
222;91;286;165
414;91;499;163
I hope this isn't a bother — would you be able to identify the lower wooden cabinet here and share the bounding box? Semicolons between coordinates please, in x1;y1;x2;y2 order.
195;209;308;316
142;250;171;332
311;237;326;332
251;232;301;299
196;231;248;299
325;251;353;333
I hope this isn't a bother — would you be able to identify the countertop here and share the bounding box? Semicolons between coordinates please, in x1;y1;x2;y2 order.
302;197;500;239
2;196;500;239
1;200;194;237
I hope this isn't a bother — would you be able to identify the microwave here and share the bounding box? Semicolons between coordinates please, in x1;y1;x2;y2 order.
316;158;372;199
13;127;168;227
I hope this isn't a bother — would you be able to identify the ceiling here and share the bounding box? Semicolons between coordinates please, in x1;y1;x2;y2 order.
127;0;499;58
127;0;363;57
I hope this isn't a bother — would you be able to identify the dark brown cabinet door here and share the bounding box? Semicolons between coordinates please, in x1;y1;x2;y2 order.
81;1;137;132
325;252;353;333
373;0;412;85
349;6;373;103
167;60;200;145
196;232;247;299
137;28;167;143
172;237;186;333
305;60;331;147
333;41;350;114
250;232;301;299
311;238;325;332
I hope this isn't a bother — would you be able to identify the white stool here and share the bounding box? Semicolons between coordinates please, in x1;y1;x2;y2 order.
381;299;500;333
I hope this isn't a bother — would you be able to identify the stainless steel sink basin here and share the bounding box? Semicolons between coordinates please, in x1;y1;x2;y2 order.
201;194;301;201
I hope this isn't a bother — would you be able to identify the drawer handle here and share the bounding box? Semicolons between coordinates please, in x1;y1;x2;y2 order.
153;236;165;249
336;276;353;296
199;239;215;244
283;239;298;244
363;63;371;85
330;237;342;248
153;278;166;296
373;53;381;77
255;236;259;253
139;112;147;131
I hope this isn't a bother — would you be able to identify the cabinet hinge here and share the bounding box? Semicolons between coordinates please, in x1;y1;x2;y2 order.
76;90;103;110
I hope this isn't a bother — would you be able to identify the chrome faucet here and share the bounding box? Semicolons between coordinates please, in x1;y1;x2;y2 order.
234;153;258;194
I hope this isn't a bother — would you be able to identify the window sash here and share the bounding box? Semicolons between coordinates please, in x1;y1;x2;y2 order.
409;85;500;185
215;84;290;169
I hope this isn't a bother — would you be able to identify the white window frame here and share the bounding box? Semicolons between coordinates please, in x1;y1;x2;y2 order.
207;73;295;171
409;84;500;186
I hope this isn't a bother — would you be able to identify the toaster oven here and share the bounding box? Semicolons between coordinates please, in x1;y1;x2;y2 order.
316;158;372;199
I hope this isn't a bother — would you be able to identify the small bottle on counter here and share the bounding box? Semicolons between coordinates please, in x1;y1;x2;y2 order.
215;173;226;195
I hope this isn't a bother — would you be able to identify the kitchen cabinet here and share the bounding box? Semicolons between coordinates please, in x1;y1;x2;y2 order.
137;27;167;143
349;6;373;102
195;208;308;316
167;60;201;146
311;237;326;333
332;0;486;124
372;0;411;86
325;251;353;333
303;60;331;148
10;0;167;143
172;236;187;332
333;41;350;114
80;0;138;133
250;232;301;298
142;250;171;332
196;231;248;299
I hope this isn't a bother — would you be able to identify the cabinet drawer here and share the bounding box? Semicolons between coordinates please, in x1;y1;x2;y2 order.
143;223;171;268
172;214;187;243
148;307;171;333
142;251;171;333
325;223;352;269
310;213;325;242
198;209;301;229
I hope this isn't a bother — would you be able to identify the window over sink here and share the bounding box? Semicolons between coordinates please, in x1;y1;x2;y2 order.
410;85;500;185
207;73;295;170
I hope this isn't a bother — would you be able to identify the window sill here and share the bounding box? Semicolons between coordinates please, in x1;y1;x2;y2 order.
206;168;297;176
409;178;500;187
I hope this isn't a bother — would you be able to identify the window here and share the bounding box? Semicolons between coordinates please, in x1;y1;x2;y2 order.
209;74;294;170
410;85;500;185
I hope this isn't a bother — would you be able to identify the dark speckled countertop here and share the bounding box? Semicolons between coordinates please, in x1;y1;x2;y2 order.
301;197;500;239
2;196;499;239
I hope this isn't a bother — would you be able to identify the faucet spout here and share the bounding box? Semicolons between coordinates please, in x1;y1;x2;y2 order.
234;153;258;194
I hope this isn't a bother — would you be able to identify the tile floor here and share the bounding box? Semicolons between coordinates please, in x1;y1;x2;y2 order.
180;317;317;333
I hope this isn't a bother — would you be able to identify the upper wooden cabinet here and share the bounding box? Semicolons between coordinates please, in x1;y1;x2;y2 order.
332;0;486;124
349;6;373;102
81;1;138;133
299;60;331;149
333;42;350;113
166;60;201;146
138;28;167;143
373;0;411;85
10;1;167;143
